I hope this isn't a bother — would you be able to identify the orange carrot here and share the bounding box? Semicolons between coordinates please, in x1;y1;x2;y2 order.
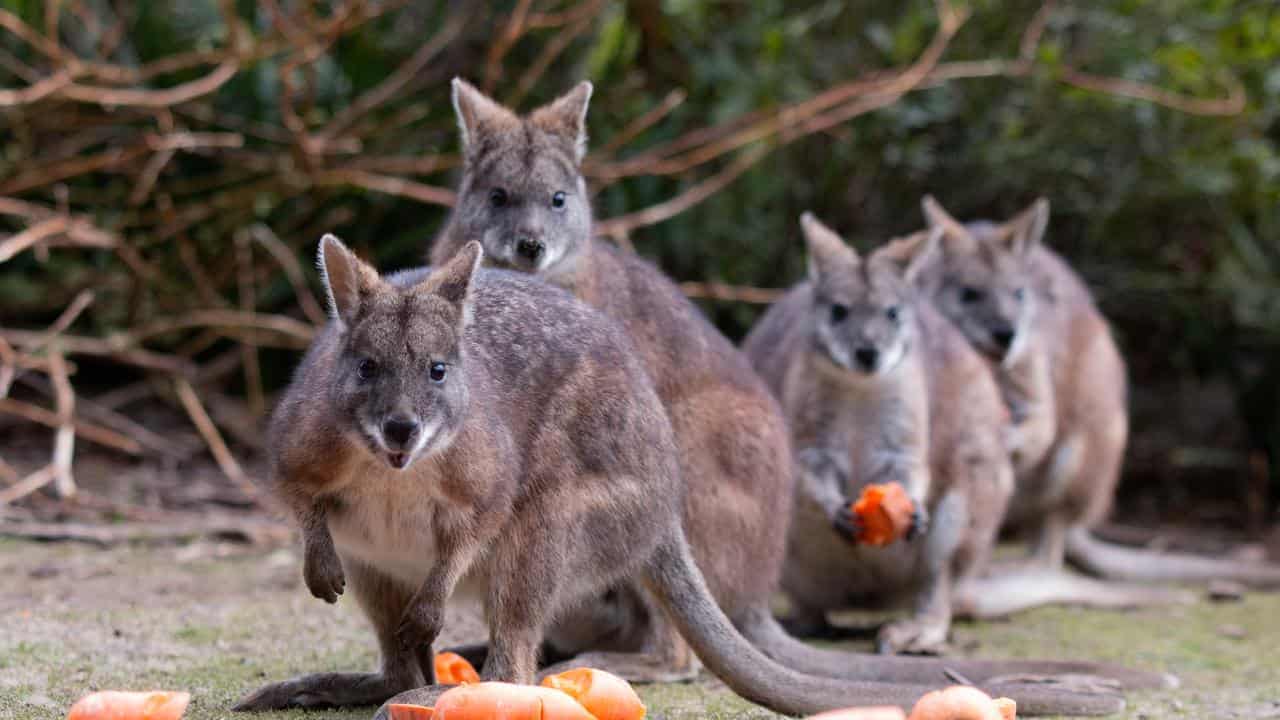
66;691;190;720
806;707;906;720
907;686;1015;720
851;483;915;546
430;682;596;720
434;651;481;685
388;704;436;720
541;668;646;720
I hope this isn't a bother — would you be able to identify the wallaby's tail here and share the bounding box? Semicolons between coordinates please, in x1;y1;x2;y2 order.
737;605;1172;692
1066;527;1280;587
953;565;1194;619
643;535;1126;716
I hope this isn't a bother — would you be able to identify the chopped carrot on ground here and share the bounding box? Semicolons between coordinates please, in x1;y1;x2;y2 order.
66;691;190;720
429;682;596;720
851;483;915;546
434;651;481;685
806;707;907;720
907;686;1016;720
541;668;646;720
388;704;436;720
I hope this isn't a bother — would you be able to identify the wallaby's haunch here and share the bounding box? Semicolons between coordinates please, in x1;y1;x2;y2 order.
233;238;1115;717
744;215;1013;655
919;196;1280;609
412;78;1168;715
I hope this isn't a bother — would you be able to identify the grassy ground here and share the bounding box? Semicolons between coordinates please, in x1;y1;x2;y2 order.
2;537;1278;720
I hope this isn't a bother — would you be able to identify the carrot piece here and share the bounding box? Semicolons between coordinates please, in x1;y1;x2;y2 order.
541;667;646;720
851;483;915;546
388;704;436;720
66;691;190;720
806;707;907;720
432;682;596;720
434;651;481;685
907;686;1015;720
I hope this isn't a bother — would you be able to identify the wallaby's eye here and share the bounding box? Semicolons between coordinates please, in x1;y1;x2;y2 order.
830;303;849;323
885;306;900;323
356;358;378;381
489;188;508;208
429;362;447;383
960;286;984;303
1013;287;1026;301
551;191;567;210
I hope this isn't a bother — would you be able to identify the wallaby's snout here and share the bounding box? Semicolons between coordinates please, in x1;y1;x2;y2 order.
991;327;1016;350
854;347;880;372
515;234;545;264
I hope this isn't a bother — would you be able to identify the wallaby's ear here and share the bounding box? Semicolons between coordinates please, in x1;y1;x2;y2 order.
421;240;483;312
452;77;517;153
801;212;858;283
921;195;977;254
1004;197;1049;256
318;233;382;324
529;81;593;163
875;226;943;286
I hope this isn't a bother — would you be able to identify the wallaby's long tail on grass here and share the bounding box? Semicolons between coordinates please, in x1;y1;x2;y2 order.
953;565;1194;621
645;537;1127;717
1065;527;1280;587
736;605;1172;693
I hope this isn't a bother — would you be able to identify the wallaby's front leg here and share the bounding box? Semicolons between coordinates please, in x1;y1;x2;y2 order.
395;528;480;657
795;447;860;541
300;501;345;603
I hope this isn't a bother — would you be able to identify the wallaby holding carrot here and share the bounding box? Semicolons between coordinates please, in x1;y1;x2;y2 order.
918;196;1280;613
743;214;1013;655
232;237;1129;717
416;78;1162;711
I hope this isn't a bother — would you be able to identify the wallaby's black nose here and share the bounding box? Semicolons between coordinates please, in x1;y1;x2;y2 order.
854;347;879;371
992;328;1016;349
516;236;544;262
383;418;418;447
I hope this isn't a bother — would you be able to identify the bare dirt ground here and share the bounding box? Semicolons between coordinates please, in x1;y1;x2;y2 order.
3;535;1280;720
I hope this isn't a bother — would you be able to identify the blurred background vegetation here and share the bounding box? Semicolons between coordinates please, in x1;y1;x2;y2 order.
0;0;1277;531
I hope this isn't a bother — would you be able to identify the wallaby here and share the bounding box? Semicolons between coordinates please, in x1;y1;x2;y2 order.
918;196;1280;608
743;214;1014;656
232;237;1125;717
410;78;1170;711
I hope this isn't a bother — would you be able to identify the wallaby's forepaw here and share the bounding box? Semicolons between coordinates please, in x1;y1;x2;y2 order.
907;504;930;541
876;616;949;655
303;544;345;603
396;601;444;653
832;503;863;544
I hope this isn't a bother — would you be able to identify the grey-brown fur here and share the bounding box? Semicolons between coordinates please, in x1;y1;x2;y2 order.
231;238;1130;717
411;78;1170;714
743;215;1013;655
919;197;1280;598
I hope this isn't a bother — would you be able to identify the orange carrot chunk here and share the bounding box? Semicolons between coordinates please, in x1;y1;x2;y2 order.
434;652;482;685
67;691;190;720
541;667;646;720
806;707;907;720
851;483;915;546
907;686;1016;720
431;682;596;720
388;704;436;720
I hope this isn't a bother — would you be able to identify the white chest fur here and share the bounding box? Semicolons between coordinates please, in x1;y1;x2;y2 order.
323;458;486;603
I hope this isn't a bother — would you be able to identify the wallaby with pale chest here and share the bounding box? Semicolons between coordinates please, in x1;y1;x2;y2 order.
918;197;1280;611
744;215;1014;655
232;237;1124;717
405;78;1167;714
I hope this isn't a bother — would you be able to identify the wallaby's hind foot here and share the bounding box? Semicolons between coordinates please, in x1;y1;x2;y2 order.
233;672;415;712
373;685;453;720
1066;527;1280;588
955;565;1195;620
539;651;700;684
877;616;950;656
